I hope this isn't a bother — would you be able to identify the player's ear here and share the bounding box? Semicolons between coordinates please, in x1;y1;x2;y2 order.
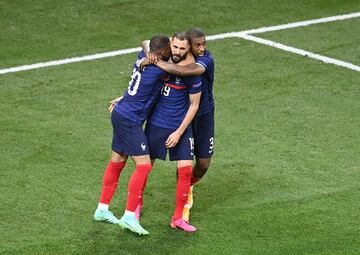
161;47;170;58
160;49;165;58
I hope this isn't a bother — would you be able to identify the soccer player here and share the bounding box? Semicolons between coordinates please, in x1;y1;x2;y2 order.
93;35;171;235
146;28;215;222
144;32;202;232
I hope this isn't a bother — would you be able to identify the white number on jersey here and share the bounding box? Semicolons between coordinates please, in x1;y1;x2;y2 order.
189;137;195;156
127;68;141;96
161;85;171;96
209;137;214;153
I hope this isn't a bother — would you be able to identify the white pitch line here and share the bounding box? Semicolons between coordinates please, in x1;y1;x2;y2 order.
242;12;360;34
1;11;360;75
238;34;360;72
193;12;360;40
0;47;141;75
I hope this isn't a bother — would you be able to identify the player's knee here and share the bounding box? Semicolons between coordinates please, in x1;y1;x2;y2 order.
177;160;192;169
178;165;192;177
193;168;207;179
111;151;127;163
197;159;211;171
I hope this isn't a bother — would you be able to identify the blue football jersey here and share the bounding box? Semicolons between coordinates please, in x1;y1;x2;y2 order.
195;50;215;116
148;74;202;130
114;51;167;125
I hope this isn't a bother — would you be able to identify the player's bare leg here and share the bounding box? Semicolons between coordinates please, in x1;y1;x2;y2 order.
192;157;212;183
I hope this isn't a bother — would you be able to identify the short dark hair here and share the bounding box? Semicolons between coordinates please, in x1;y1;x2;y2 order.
172;32;190;44
150;35;170;52
186;28;206;40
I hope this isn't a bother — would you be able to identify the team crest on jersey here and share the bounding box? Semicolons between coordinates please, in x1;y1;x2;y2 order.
175;76;181;85
141;143;146;151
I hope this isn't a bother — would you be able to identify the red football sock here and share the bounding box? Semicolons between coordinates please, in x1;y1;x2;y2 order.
137;161;154;207
138;175;148;207
190;175;199;186
99;160;126;204
173;165;192;220
126;163;152;212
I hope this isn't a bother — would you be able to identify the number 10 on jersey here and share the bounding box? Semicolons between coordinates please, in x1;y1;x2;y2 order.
127;68;141;96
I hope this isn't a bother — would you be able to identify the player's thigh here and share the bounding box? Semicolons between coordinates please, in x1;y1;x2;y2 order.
111;111;150;156
169;127;194;161
145;123;170;160
192;111;215;157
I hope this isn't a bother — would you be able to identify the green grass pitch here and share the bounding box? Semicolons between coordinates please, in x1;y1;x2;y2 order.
1;1;360;254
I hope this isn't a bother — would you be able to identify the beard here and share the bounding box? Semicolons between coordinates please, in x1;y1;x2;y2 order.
162;55;171;62
196;51;205;57
171;54;186;63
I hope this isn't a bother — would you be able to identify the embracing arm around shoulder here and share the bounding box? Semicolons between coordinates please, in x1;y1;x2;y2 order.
140;40;158;66
177;52;195;66
156;61;205;76
165;92;202;148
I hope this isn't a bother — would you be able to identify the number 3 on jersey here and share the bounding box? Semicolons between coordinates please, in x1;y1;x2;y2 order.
127;68;141;96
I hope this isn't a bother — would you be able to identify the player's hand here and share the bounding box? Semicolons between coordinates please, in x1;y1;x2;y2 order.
108;96;123;113
140;58;150;71
165;131;182;148
147;51;158;64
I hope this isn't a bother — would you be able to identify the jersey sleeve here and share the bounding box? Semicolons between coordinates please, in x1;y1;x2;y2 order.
138;51;146;59
134;51;147;69
195;54;213;70
188;75;202;94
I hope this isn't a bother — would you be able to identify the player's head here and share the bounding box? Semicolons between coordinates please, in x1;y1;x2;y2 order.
150;35;171;61
186;28;207;57
170;32;190;63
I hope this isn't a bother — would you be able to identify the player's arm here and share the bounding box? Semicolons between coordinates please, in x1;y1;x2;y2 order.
177;51;195;66
140;36;174;68
143;50;194;70
165;91;201;148
156;60;205;77
141;40;150;53
140;40;158;70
